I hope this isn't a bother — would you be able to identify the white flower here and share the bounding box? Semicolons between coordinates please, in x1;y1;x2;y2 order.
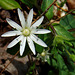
37;49;50;62
1;8;51;56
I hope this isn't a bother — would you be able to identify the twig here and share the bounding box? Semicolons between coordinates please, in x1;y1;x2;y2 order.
48;9;75;25
37;0;57;19
40;9;75;27
28;54;32;66
32;0;57;34
54;3;68;12
32;0;57;24
0;50;20;75
54;3;75;15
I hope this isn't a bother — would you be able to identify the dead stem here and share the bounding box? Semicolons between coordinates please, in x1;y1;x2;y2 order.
48;9;75;25
54;3;75;15
0;50;20;75
27;54;32;66
32;0;57;25
40;9;75;28
37;0;57;19
54;3;68;12
32;0;57;34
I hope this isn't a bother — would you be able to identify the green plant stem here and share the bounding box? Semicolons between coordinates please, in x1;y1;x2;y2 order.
27;54;37;75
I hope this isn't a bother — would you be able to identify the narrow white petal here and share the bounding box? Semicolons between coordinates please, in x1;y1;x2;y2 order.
1;31;22;37
31;27;36;33
20;37;26;56
34;29;51;34
7;35;23;48
18;8;26;28
30;34;47;47
27;9;33;27
6;18;22;31
31;16;44;28
27;37;36;55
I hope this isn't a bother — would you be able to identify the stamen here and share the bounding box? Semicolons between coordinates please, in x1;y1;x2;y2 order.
22;29;30;36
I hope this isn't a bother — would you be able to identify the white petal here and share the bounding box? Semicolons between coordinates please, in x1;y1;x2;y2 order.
27;9;33;27
20;37;26;56
6;18;22;31
27;37;36;55
7;35;23;48
18;8;26;28
1;31;22;37
31;16;44;28
30;34;47;47
34;29;51;34
31;27;36;33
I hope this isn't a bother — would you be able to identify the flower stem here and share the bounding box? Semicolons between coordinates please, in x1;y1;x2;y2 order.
27;54;37;75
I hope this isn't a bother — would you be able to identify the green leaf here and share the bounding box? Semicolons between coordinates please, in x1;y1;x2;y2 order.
26;62;35;75
57;0;67;7
44;33;54;47
53;24;75;48
70;54;75;62
53;24;75;40
60;14;75;31
41;0;54;20
21;0;37;8
35;44;43;53
35;35;44;53
56;54;69;75
57;54;68;70
54;35;73;47
48;70;56;75
21;0;33;7
0;0;21;10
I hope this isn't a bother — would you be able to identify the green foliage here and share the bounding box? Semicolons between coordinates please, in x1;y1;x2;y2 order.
47;19;75;75
26;62;35;75
56;54;68;75
36;44;43;53
35;35;44;53
36;33;54;54
60;14;75;47
48;49;75;75
41;0;54;20
53;23;75;40
0;0;21;10
57;0;67;7
21;0;37;8
60;14;75;31
45;33;54;47
2;0;75;74
70;54;75;62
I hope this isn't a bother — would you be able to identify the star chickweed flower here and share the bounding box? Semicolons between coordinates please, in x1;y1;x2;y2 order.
37;49;50;62
1;8;51;56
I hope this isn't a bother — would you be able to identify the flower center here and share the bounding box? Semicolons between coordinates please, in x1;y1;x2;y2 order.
41;52;46;57
22;29;30;36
